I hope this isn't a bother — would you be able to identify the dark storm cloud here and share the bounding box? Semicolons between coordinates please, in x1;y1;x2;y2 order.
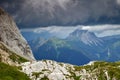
0;0;24;14
1;0;120;28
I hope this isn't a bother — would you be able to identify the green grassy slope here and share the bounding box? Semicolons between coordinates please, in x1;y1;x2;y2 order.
0;62;31;80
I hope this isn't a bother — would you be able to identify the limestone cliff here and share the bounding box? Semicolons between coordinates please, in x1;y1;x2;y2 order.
0;7;35;60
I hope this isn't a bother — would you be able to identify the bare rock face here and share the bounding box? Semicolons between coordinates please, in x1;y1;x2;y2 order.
21;60;114;80
0;7;35;60
0;42;29;66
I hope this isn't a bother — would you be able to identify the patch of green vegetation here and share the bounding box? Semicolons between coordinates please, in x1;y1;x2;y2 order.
9;53;28;63
74;66;83;71
93;61;120;68
73;61;120;80
0;62;31;80
49;38;71;48
42;59;47;64
42;69;49;72
97;68;107;80
59;63;64;67
68;67;81;80
69;70;81;80
0;54;2;62
17;66;22;70
86;61;120;80
107;66;120;79
75;65;91;71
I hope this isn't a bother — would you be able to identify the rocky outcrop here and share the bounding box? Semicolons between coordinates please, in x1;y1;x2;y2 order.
0;42;28;66
21;60;75;80
21;60;120;80
0;7;35;60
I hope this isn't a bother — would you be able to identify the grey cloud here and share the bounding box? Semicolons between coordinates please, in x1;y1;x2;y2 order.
1;0;120;28
81;24;120;37
117;0;120;5
21;24;120;38
81;25;120;32
97;29;120;37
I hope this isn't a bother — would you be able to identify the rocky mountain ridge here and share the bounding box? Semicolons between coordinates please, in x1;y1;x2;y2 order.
67;29;103;46
28;28;120;65
0;7;35;60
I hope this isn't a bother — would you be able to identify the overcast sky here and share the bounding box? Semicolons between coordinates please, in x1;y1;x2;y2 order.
0;0;120;29
1;0;120;37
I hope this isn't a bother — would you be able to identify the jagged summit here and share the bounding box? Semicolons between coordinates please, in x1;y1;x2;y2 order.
68;29;96;38
67;29;103;46
0;7;35;60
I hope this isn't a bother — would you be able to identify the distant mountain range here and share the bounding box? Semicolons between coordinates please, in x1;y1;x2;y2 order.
23;29;120;65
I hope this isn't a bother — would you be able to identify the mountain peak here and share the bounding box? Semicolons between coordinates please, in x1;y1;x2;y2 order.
70;29;96;37
70;29;90;37
67;29;103;46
